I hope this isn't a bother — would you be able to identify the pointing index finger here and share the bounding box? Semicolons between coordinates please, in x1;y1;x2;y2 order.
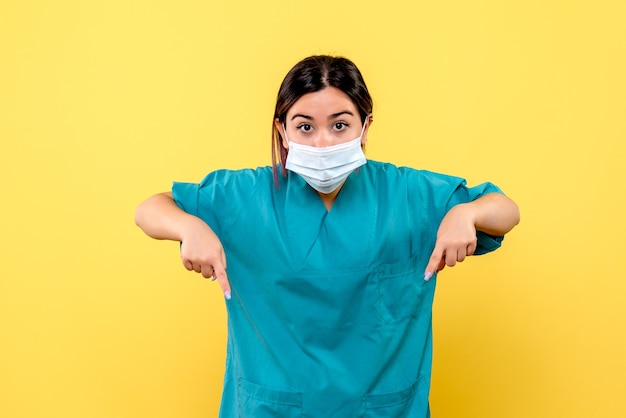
424;246;443;281
212;264;231;300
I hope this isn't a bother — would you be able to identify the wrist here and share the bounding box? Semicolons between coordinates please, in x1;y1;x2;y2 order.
178;214;209;242
453;202;479;226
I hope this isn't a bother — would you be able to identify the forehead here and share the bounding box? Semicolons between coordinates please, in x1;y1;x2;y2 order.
287;87;359;118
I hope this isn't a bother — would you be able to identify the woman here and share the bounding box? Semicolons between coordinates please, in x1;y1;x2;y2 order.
135;55;520;417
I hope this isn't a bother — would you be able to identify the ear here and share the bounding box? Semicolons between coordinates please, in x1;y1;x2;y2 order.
361;115;373;145
275;118;288;150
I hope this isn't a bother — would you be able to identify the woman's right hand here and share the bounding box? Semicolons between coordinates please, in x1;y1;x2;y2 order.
135;192;231;299
180;216;231;299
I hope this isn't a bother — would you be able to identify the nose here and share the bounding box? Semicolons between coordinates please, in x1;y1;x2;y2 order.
312;130;334;148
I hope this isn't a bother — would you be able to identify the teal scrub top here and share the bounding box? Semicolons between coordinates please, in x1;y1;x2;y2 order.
172;160;503;417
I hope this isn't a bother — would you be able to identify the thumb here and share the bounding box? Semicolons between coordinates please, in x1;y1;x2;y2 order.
212;264;231;300
424;246;443;281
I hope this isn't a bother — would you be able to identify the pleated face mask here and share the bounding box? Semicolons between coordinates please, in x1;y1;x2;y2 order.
284;122;367;194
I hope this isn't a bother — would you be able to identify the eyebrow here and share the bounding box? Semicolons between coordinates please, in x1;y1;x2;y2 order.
290;110;355;121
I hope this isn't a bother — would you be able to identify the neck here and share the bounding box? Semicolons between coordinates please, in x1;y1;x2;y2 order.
317;183;344;212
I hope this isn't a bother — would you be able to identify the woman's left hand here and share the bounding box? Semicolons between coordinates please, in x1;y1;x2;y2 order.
424;203;477;281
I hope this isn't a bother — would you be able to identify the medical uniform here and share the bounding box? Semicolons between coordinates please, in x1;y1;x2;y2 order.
172;160;503;417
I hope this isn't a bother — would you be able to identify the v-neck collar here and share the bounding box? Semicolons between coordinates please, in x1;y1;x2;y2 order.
280;166;378;271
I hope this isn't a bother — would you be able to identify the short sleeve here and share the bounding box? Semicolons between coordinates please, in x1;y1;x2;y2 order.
170;167;272;238
412;169;506;256
171;171;227;236
172;181;200;217
449;180;505;255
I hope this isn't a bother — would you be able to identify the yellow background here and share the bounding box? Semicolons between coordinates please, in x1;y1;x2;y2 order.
1;0;625;417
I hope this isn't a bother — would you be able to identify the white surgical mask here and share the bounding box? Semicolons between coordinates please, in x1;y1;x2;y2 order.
284;121;368;194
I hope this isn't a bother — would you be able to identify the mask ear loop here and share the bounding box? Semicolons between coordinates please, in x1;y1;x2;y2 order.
360;114;373;145
360;118;368;136
282;124;291;144
281;124;293;153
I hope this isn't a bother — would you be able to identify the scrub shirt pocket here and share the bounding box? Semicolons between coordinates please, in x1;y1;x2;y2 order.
375;256;426;325
362;375;429;418
237;378;303;418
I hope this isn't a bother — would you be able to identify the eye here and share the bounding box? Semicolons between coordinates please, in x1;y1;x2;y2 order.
333;122;349;131
297;123;313;133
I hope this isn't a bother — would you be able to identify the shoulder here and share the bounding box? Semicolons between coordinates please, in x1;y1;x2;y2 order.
198;166;273;186
173;166;274;208
173;166;275;232
363;160;465;187
192;166;275;195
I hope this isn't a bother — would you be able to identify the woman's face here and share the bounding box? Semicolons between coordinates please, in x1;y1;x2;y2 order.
276;87;371;149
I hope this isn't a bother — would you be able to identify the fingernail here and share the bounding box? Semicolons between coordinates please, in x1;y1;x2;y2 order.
424;271;432;281
224;290;231;300
211;275;217;281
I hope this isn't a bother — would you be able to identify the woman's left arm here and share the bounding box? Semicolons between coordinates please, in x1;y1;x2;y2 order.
424;193;520;280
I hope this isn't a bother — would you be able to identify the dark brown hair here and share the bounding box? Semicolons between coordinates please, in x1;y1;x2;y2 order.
271;55;374;184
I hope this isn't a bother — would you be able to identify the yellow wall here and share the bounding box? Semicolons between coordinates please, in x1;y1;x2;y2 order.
1;1;624;417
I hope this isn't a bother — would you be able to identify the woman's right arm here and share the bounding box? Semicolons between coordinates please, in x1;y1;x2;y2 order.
135;192;231;299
